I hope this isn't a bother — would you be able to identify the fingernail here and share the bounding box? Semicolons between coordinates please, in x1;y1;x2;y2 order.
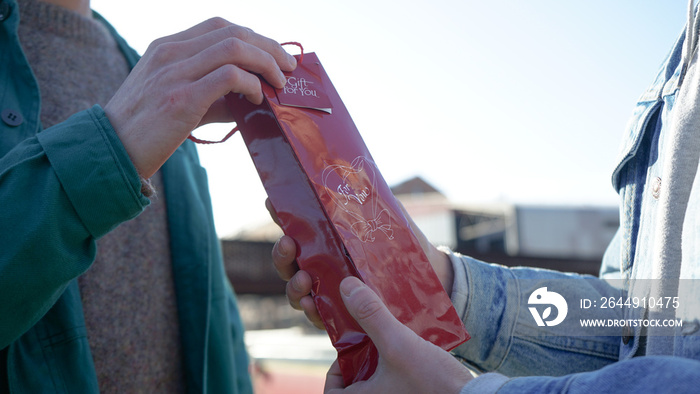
288;54;297;68
340;277;363;298
292;275;304;292
277;239;288;257
272;238;287;257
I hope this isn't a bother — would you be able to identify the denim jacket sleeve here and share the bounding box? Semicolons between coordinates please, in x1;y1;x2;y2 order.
0;105;149;349
446;250;621;377
460;355;700;393
445;248;700;392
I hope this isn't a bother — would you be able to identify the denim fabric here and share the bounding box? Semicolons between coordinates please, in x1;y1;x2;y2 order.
449;254;621;377
495;356;700;394
454;5;700;392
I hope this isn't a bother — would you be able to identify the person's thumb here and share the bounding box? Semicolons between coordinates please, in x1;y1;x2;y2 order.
339;276;412;353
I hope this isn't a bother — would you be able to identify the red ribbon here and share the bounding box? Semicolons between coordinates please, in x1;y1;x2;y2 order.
281;41;304;64
187;125;239;144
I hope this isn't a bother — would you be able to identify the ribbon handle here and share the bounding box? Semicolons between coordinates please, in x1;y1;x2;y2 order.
187;125;239;144
187;41;303;144
281;41;304;64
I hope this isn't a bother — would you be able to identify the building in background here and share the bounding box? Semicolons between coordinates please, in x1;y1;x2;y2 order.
397;176;619;276
224;176;619;297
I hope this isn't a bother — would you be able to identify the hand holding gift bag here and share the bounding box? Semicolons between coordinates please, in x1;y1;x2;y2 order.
225;50;470;385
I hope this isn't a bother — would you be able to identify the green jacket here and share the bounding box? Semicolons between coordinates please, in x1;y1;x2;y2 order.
0;1;252;392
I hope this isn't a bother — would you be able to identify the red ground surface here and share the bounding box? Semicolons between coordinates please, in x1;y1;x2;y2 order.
252;361;328;394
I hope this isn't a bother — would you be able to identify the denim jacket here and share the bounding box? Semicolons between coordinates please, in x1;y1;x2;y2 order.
0;1;252;392
454;3;700;393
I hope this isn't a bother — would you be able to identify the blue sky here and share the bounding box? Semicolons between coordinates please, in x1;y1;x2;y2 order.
92;0;689;236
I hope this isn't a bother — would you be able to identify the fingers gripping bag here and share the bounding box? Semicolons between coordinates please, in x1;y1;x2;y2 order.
225;50;470;385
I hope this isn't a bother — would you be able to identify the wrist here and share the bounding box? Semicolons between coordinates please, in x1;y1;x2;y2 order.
430;246;454;294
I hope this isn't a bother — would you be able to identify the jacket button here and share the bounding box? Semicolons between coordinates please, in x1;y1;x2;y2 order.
0;0;10;22
651;177;662;200
1;109;23;127
681;320;699;335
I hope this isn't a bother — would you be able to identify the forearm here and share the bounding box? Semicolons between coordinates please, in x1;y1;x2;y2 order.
0;106;148;348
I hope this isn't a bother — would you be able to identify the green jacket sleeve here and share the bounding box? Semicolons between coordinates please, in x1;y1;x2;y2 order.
0;105;149;349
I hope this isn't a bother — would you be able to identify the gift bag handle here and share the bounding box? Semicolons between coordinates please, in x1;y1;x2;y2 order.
187;42;304;144
281;41;304;64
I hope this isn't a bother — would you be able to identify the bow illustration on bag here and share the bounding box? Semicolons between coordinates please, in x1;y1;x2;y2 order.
322;156;394;243
350;208;394;242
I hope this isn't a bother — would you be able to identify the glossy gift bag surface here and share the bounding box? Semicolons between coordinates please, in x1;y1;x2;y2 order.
226;52;469;384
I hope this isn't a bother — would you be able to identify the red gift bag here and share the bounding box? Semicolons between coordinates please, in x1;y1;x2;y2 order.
226;52;469;385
